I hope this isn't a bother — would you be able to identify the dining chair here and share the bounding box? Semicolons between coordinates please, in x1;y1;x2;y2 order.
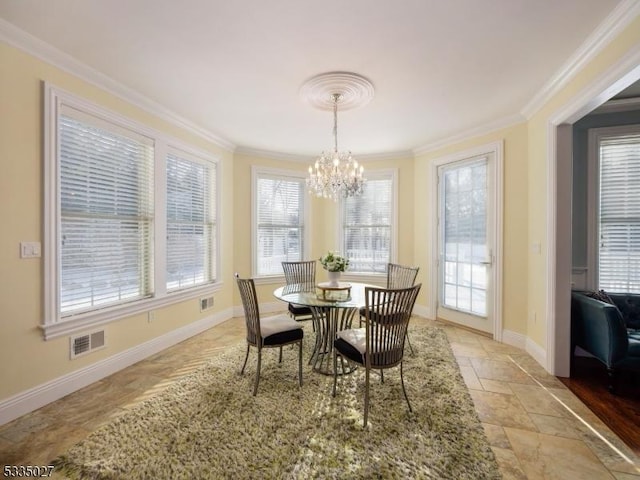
387;263;420;290
388;263;419;354
281;260;316;322
235;273;304;396
332;283;421;427
360;263;420;354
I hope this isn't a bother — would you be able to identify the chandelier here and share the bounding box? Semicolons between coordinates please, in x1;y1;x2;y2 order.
306;93;365;201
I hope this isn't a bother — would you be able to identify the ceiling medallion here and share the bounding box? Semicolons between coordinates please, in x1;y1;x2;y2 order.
300;71;375;111
301;72;374;201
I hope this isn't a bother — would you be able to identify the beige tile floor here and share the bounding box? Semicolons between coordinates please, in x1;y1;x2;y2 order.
1;315;640;479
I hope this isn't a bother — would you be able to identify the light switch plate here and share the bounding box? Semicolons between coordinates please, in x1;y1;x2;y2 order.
20;241;41;258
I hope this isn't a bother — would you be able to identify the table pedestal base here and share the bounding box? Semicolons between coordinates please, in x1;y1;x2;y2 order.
309;306;358;375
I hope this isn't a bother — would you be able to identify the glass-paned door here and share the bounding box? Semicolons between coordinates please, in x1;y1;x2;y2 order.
437;156;494;333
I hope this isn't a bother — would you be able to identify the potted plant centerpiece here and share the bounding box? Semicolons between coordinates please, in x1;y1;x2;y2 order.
320;251;349;287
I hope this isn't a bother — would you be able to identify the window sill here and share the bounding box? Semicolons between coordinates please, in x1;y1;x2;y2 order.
251;273;385;287
340;273;386;286
253;275;285;286
40;282;224;340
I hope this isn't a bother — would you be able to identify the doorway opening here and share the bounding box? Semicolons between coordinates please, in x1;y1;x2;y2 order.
548;60;640;377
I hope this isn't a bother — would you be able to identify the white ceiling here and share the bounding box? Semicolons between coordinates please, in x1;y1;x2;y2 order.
0;0;625;157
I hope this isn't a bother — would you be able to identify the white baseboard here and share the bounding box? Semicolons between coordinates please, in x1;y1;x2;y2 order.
502;329;527;350
0;307;233;427
232;301;286;320
412;303;432;319
260;301;287;315
525;337;548;368
251;302;432;320
501;329;550;372
5;300;554;428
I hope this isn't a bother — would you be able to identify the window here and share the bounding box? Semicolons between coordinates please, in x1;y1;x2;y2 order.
44;85;219;338
253;168;307;277
58;108;155;314
340;170;397;275
595;126;640;293
166;151;216;291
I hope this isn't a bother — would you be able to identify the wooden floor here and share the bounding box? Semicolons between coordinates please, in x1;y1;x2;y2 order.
559;356;640;456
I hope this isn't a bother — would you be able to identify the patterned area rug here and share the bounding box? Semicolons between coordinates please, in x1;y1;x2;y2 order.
53;325;500;479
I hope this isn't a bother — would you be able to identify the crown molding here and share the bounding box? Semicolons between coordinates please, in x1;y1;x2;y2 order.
590;96;640;115
0;19;235;152
4;2;635;163
356;150;414;162
234;146;313;162
547;45;640;125
412;113;524;156
520;0;640;120
235;146;414;163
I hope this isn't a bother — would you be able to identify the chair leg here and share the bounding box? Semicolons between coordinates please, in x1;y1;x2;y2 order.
400;361;413;413
332;349;339;397
240;344;250;375
278;346;283;363
339;355;347;374
364;366;370;427
253;350;262;396
380;369;384;384
405;331;415;356
298;340;303;387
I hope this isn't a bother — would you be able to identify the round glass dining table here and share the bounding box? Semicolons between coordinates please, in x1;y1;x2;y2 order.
273;282;377;375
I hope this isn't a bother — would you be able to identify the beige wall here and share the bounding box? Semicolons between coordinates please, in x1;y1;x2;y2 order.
0;43;234;400
2;10;640;414
412;15;640;355
231;153;323;304
526;14;640;351
232;152;415;305
414;123;529;336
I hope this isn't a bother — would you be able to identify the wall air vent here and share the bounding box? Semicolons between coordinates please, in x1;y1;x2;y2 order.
70;330;106;359
200;296;214;312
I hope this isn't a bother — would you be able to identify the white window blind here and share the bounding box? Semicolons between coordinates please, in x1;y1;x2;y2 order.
59;107;154;315
255;173;305;276
45;85;222;338
599;132;640;293
342;174;394;274
166;152;216;291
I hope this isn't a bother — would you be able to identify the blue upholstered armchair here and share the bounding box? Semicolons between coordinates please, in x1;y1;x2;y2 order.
571;291;640;392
